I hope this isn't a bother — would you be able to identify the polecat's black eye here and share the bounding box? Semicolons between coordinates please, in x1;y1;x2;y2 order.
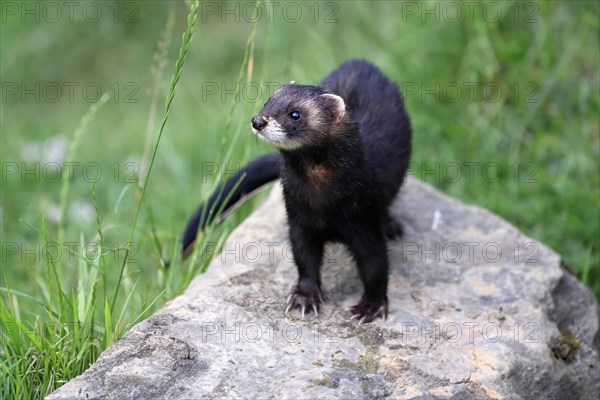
290;111;301;121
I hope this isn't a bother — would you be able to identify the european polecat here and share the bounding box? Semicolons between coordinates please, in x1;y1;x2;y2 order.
183;59;412;323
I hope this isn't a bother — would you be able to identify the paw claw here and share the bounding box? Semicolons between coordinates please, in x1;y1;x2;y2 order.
349;298;388;324
285;285;322;319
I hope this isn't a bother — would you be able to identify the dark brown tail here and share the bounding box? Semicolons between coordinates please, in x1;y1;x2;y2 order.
182;153;281;259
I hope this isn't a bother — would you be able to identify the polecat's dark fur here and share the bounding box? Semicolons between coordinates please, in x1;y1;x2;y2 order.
183;59;411;323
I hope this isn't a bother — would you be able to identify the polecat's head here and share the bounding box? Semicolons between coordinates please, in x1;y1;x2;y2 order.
250;83;347;151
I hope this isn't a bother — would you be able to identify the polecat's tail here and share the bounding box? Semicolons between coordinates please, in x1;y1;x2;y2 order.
182;153;281;259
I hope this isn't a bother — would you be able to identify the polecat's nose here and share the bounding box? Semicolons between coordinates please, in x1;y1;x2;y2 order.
251;115;267;131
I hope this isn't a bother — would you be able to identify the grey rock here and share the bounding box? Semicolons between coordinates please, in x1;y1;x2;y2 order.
48;178;599;400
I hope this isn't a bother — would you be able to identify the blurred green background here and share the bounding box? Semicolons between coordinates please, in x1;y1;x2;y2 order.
1;0;599;324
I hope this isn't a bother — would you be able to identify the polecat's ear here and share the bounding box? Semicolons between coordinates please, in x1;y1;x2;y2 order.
321;93;346;122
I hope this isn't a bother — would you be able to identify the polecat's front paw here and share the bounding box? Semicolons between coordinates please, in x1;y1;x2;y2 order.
285;284;322;318
349;298;388;324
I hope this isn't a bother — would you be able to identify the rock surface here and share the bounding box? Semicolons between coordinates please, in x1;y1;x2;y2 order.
48;178;599;399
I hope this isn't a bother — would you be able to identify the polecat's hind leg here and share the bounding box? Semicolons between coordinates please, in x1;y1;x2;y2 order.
384;217;404;240
345;226;389;324
285;226;324;318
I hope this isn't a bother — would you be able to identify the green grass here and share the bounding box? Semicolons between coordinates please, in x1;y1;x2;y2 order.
1;1;599;397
